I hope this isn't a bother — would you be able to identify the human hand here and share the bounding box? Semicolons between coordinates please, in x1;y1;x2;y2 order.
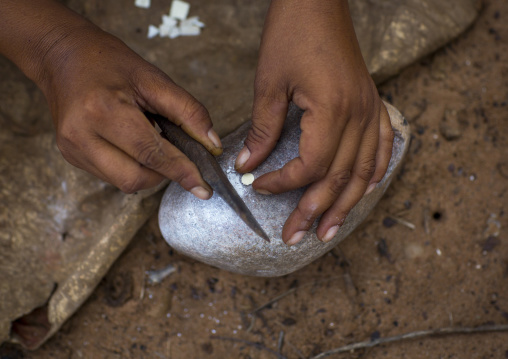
235;0;394;245
38;24;222;197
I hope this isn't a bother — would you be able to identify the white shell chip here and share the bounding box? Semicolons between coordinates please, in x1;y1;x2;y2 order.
241;173;255;186
145;0;204;40
169;27;181;39
180;24;201;36
147;25;159;39
170;0;190;20
135;0;151;9
162;15;178;27
159;23;174;37
182;16;205;28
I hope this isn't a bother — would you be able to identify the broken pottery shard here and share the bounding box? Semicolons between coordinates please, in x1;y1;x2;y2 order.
159;102;410;277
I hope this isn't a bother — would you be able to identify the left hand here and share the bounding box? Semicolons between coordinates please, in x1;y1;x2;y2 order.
235;0;394;245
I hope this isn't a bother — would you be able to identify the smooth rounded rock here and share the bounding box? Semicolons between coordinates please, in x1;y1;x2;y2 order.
159;103;410;277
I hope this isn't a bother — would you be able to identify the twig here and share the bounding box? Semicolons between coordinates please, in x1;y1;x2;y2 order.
139;266;146;300
309;324;508;359
250;288;297;314
277;331;285;353
390;215;416;230
286;340;306;359
210;335;288;359
246;314;256;333
423;208;431;235
247;277;344;333
250;276;344;316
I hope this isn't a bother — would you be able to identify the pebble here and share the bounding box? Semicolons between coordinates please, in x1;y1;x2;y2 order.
439;108;463;140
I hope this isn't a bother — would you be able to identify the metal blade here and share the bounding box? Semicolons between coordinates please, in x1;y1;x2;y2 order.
148;113;270;242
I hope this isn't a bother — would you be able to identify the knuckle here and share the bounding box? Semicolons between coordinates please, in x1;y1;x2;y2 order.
279;161;327;187
327;169;352;196
55;120;87;160
134;138;165;169
81;90;108;116
312;162;329;180
355;158;376;182
384;126;395;144
55;141;76;166
118;174;145;194
247;121;273;146
181;99;209;126
171;164;191;184
57;115;80;143
302;161;328;182
253;72;276;95
294;202;319;223
170;161;198;188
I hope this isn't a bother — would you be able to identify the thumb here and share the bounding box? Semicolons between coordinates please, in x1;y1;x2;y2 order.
235;93;288;172
137;68;223;156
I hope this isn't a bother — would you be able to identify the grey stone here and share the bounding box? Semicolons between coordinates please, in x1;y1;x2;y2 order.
159;102;410;277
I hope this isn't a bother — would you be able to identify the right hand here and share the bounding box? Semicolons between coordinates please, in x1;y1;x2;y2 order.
39;25;222;198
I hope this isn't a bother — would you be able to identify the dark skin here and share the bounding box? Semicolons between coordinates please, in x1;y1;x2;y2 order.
0;0;393;246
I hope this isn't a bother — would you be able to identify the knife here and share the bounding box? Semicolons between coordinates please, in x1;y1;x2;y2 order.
146;113;270;242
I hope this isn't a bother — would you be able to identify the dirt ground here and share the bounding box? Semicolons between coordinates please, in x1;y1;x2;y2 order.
2;0;508;358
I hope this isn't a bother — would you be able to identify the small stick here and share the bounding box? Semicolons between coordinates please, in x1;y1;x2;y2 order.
139;266;146;300
423;208;431;235
246;314;256;333
390;215;416;230
277;331;285;353
250;287;297;314
166;338;171;359
285;340;306;359
210;335;288;359
309;324;508;359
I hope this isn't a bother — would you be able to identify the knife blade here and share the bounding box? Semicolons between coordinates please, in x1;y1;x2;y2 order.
146;113;270;242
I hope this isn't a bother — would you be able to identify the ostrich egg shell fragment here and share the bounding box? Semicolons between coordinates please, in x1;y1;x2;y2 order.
134;0;150;9
159;103;410;277
241;173;255;186
169;0;190;20
147;25;160;39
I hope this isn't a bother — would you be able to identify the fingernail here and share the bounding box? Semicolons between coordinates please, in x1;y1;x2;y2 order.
322;225;339;243
208;128;222;149
256;189;272;195
190;186;211;200
235;146;250;170
287;231;306;246
365;182;378;196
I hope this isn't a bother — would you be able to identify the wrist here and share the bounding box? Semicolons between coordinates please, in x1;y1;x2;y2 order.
0;0;99;91
33;23;105;95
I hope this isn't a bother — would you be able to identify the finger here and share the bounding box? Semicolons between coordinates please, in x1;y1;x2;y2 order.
96;106;213;198
280;122;362;245
68;136;166;193
253;107;348;194
135;68;223;156
234;93;288;173
316;116;380;239
364;103;394;195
